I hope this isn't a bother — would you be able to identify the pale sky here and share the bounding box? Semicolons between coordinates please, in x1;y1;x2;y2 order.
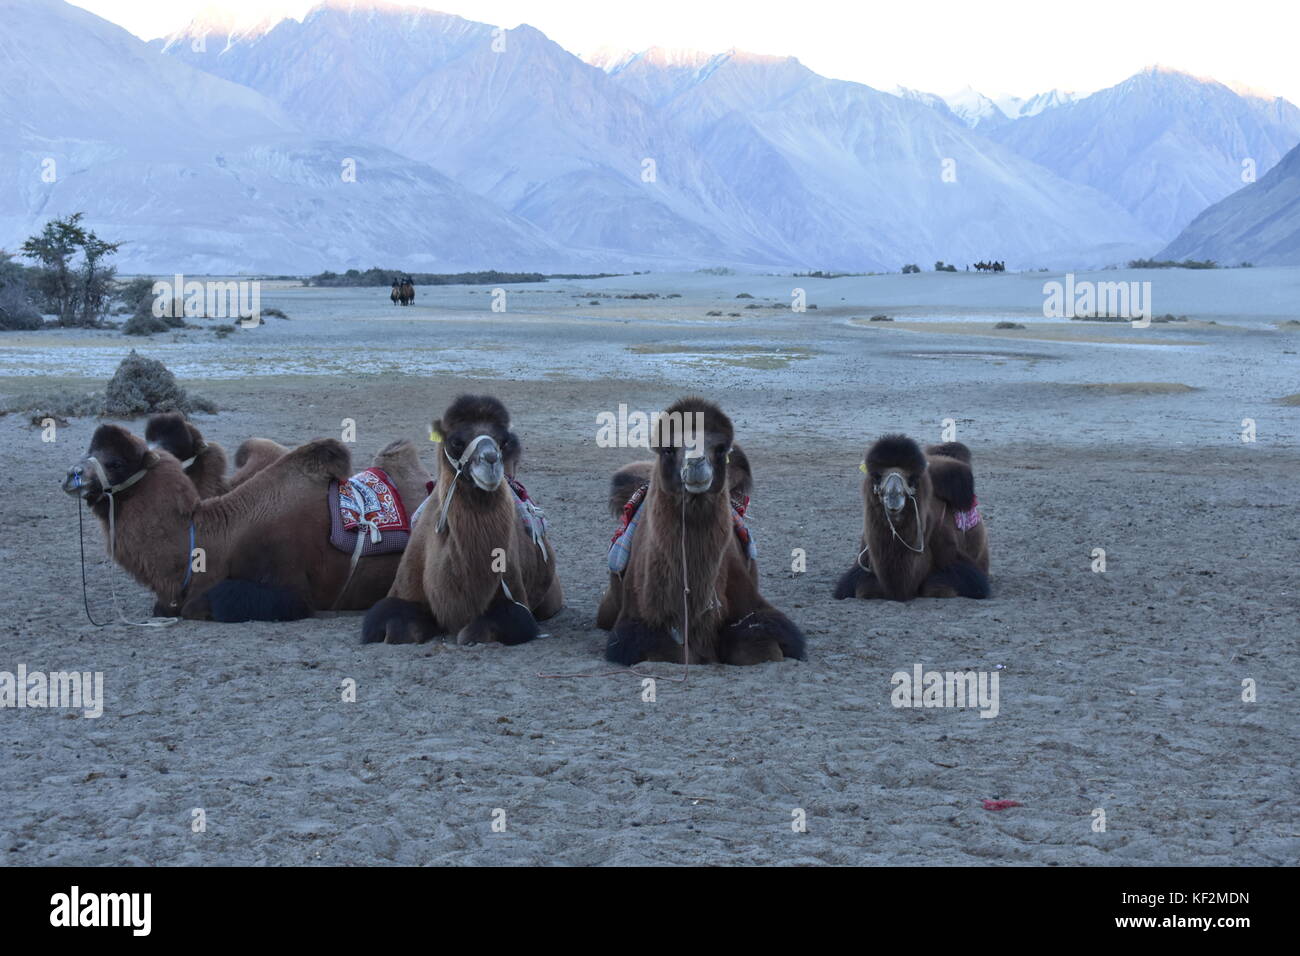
72;0;1300;103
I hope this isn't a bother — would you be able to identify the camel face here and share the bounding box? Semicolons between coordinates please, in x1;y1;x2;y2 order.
876;470;914;515
652;396;734;498
64;424;156;503
435;394;519;496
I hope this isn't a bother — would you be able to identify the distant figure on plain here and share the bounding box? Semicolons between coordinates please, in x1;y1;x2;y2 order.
973;260;1005;272
391;277;415;306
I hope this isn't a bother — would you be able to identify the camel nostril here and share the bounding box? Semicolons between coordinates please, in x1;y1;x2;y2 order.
482;449;500;465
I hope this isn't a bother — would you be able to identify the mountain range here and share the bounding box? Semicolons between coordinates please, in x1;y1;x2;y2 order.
2;0;1296;273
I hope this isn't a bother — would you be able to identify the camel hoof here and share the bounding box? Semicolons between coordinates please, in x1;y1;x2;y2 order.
361;597;436;645
605;618;677;665
457;598;540;647
721;609;806;663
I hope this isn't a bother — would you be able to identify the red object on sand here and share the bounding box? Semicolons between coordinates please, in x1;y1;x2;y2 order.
982;799;1022;811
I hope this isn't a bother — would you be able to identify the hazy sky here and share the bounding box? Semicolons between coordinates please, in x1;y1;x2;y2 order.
73;0;1300;102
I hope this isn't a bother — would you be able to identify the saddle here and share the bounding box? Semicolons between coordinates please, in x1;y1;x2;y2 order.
328;467;412;557
608;484;757;575
954;496;982;532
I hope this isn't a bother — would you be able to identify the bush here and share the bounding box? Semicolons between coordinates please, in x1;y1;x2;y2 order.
901;264;920;274
869;314;893;322
994;321;1025;330
103;351;216;417
122;312;172;336
0;253;42;330
262;307;289;319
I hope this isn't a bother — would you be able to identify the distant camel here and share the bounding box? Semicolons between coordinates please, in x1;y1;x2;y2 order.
390;281;401;306
399;278;415;306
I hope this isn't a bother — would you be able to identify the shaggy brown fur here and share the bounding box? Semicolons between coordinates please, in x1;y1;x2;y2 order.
64;426;430;621
229;437;289;489
833;435;990;602
145;413;229;499
596;398;804;665
362;395;562;645
606;442;757;579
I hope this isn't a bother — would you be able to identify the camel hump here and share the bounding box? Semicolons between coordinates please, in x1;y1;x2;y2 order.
286;438;352;481
609;461;653;517
373;437;418;469
727;442;753;501
925;441;972;464
235;437;288;469
928;455;976;511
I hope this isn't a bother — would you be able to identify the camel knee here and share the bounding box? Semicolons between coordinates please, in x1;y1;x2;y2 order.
721;609;806;663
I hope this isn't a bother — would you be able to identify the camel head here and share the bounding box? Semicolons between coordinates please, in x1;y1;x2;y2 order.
63;424;159;505
864;434;929;521
145;413;205;469
433;394;519;494
652;397;734;499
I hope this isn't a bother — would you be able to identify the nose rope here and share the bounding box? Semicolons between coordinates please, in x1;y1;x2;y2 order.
882;492;926;554
73;456;181;628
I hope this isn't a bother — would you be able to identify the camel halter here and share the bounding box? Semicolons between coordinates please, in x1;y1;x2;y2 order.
434;433;498;535
858;469;926;566
72;456;185;628
431;433;540;611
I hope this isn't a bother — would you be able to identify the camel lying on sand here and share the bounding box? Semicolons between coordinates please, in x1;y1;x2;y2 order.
145;413;229;499
833;435;990;601
596;397;804;665
362;395;561;645
64;425;430;621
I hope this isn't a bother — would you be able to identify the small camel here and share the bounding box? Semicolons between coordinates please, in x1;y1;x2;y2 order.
144;413;229;499
362;395;562;646
833;435;990;601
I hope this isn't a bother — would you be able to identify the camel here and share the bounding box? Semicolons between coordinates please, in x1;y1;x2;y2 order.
229;437;290;489
390;281;401;306
398;279;415;306
833;435;990;602
64;426;430;620
596;398;804;665
362;395;562;646
144;413;229;499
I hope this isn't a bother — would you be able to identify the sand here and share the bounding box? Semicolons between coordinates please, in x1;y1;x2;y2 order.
1;268;1297;865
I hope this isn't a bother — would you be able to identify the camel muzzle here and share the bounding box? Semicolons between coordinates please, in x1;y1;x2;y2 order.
681;455;713;495
877;471;912;515
464;436;505;492
63;462;96;497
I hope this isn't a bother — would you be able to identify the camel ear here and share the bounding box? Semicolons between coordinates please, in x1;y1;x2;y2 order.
142;450;161;469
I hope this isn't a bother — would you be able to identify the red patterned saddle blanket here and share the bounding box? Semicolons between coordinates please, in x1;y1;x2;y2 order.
328;467;412;557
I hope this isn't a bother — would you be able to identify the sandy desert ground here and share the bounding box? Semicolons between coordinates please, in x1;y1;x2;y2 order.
1;268;1297;865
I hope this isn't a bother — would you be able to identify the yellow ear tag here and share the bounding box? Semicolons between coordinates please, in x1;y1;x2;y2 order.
859;462;867;473
429;429;443;443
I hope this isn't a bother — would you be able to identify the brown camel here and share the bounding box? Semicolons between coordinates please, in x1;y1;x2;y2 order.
362;395;562;645
833;435;990;601
399;279;415;306
144;413;229;499
596;398;804;665
229;437;290;489
64;426;430;620
390;282;401;306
